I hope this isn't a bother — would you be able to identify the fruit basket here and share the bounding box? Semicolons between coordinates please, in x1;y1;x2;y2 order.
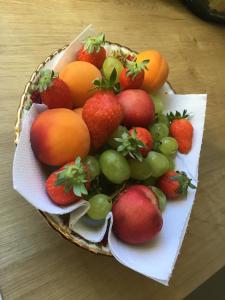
13;25;207;284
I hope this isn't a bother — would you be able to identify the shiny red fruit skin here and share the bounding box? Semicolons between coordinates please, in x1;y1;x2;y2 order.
157;171;180;200
45;162;90;206
77;46;106;69
170;119;193;154
112;185;163;244
41;78;73;109
83;91;123;149
119;68;144;90
129;127;153;156
117;89;155;128
45;172;80;206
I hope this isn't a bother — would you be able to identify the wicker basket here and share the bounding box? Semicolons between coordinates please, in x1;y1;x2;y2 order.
14;42;174;256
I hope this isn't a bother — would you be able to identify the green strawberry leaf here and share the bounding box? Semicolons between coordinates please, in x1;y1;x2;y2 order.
55;156;89;197
109;68;117;86
38;69;58;92
171;171;196;195
83;32;105;53
116;129;144;161
73;183;88;197
125;59;149;79
167;110;190;123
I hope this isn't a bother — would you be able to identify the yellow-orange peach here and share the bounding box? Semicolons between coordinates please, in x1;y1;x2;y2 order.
30;108;90;166
136;50;169;93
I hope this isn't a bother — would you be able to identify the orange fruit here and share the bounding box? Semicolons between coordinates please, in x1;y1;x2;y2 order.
136;50;169;93
30;108;90;166
59;61;102;108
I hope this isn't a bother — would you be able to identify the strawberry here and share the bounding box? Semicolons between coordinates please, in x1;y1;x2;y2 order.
157;170;196;200
45;157;90;206
83;90;123;149
126;54;136;62
82;70;123;149
167;110;193;154
30;90;42;104
119;59;149;90
36;69;73;109
77;32;106;69
115;127;153;161
129;128;153;156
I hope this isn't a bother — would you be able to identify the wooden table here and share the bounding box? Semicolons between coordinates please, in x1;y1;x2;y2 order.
0;1;225;299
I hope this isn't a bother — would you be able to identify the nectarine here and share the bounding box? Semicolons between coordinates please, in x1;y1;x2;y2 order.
30;108;90;166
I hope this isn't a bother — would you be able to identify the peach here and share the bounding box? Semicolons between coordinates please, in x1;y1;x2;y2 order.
136;50;169;93
59;61;102;108
30;108;90;166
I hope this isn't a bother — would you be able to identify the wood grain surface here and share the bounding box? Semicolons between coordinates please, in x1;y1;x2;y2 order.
0;1;225;299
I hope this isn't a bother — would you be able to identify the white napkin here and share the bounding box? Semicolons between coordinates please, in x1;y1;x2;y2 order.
13;25;207;285
108;94;207;285
70;212;111;243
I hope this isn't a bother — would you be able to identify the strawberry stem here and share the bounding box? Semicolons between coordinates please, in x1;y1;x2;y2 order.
37;69;58;92
92;68;121;93
55;157;88;197
167;110;190;123
125;59;149;80
171;171;196;195
115;129;145;162
83;32;105;53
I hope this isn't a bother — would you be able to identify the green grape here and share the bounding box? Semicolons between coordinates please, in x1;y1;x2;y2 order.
108;126;128;149
159;137;178;156
87;194;112;220
157;113;169;126
152;141;160;151
102;57;124;82
151;95;164;114
128;158;152;180
149;123;169;141
167;155;175;170
151;186;167;211
83;215;105;227
83;156;100;180
146;151;169;177
99;150;130;184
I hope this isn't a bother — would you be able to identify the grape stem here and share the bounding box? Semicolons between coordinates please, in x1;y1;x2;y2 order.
110;183;127;201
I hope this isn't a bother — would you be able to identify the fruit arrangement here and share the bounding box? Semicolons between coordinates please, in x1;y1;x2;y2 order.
28;32;196;246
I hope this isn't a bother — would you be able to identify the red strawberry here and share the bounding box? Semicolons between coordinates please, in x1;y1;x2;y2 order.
168;110;193;154
37;70;73;109
45;157;90;206
157;170;196;200
129;127;153;156
77;32;106;69
126;54;136;62
30;90;42;104
115;127;152;161
83;90;123;149
119;59;149;90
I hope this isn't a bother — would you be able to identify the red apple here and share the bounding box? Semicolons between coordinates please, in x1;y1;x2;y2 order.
112;185;163;244
116;89;155;128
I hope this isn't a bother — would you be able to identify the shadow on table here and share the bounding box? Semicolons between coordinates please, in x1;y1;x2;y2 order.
185;266;225;300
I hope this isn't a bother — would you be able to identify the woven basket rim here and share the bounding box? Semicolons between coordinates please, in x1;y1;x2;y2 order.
14;41;175;256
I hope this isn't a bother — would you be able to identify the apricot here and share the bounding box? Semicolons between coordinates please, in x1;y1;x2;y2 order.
136;50;169;93
59;61;102;108
30;108;90;166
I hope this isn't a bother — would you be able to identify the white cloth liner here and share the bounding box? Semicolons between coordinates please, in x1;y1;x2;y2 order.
12;25;207;285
